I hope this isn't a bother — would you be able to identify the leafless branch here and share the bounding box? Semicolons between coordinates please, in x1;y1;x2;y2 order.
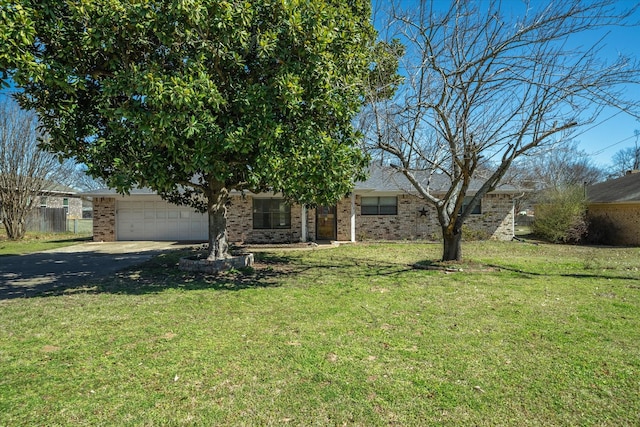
360;0;640;259
0;98;74;239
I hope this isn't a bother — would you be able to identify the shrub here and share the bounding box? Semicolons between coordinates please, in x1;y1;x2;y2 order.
533;186;588;244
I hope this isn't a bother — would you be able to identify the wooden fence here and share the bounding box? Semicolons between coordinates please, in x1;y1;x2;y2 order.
26;207;68;233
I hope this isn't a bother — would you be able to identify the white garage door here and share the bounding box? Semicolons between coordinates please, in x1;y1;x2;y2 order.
117;200;208;241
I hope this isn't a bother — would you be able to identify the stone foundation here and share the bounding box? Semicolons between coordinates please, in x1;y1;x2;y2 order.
178;253;254;273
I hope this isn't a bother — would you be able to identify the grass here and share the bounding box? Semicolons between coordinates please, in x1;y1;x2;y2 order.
0;231;92;256
1;241;639;425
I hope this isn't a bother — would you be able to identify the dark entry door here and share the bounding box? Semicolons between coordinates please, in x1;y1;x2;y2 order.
316;206;337;240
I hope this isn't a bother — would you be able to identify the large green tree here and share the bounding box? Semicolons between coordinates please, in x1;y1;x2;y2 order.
0;0;382;260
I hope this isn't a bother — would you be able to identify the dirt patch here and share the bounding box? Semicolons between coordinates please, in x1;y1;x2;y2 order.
179;254;254;273
237;242;341;252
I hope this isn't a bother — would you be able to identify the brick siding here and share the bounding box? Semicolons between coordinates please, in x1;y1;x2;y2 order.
92;193;515;243
43;196;83;219
226;195;304;244
92;197;116;242
588;203;640;245
351;193;514;241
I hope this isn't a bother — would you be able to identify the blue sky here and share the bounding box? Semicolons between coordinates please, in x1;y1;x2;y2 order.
576;25;640;167
2;0;639;169
372;0;640;169
567;1;640;167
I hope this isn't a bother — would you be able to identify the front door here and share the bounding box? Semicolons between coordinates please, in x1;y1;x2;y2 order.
316;206;337;240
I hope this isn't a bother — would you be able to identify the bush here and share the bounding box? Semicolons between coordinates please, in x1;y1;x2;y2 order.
533;186;588;244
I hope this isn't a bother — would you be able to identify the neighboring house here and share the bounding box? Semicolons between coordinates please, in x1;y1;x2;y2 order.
38;186;84;219
84;166;521;243
0;183;82;220
0;186;84;233
586;170;640;246
28;187;84;232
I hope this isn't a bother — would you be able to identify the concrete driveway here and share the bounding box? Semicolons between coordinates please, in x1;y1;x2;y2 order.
0;241;198;299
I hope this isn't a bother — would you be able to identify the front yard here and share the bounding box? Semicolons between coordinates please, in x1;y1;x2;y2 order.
0;231;91;256
1;241;639;425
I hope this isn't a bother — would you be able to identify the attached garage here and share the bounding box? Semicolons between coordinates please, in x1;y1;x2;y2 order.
78;190;207;243
116;199;207;241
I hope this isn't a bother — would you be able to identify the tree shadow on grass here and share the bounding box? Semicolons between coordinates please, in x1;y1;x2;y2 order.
99;251;417;296
100;249;640;297
408;256;640;282
95;251;305;295
0;249;304;299
289;255;415;283
483;263;640;282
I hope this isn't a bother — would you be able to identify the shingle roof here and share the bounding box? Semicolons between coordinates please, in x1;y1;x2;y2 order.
355;164;520;194
0;177;78;196
587;171;640;203
82;165;521;197
82;187;155;196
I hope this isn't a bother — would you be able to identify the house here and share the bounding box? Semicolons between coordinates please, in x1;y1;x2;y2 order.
0;185;84;233
37;186;84;219
0;183;83;220
26;186;84;232
84;166;521;243
586;170;640;246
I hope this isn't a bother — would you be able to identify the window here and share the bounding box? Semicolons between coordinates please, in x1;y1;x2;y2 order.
462;196;481;215
63;198;69;215
40;196;48;208
253;198;291;229
361;196;397;215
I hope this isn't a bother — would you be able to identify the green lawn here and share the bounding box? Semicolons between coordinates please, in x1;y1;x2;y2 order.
0;231;91;256
1;241;639;425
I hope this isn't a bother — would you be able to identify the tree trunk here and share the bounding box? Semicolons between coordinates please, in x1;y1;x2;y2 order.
442;226;462;262
2;214;26;240
206;187;231;261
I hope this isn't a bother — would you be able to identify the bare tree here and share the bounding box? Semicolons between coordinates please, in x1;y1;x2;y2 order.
362;0;640;261
609;131;640;177
513;141;604;191
0;99;73;239
68;165;105;192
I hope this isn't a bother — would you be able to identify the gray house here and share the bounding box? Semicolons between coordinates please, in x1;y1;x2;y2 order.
38;186;83;219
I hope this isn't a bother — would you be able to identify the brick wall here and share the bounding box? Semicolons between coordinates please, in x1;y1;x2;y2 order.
588;203;640;245
44;196;83;219
207;192;514;243
226;195;304;244
306;207;316;241
91;192;515;243
336;197;353;241
92;197;116;242
355;193;514;241
464;193;515;241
